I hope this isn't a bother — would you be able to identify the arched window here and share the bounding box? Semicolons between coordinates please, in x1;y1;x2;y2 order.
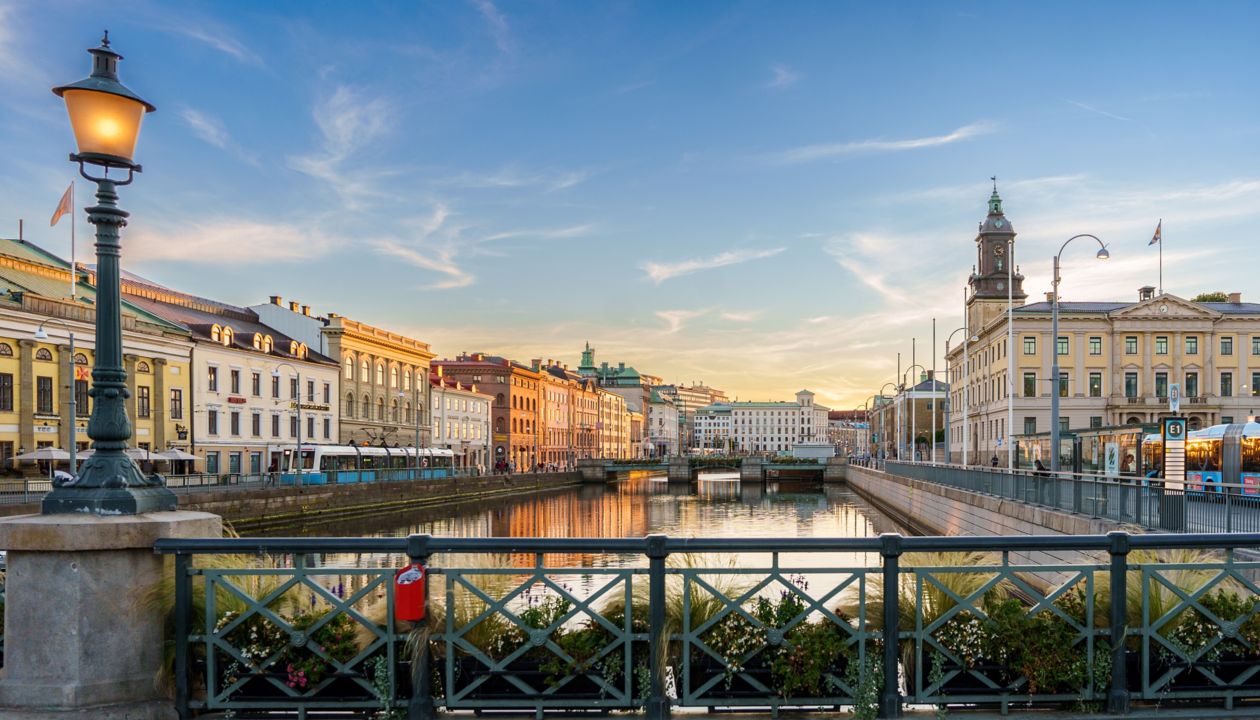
391;400;399;422
221;327;234;346
345;393;355;416
360;359;369;381
362;394;371;419
73;353;89;365
35;348;53;361
136;361;151;373
496;393;505;407
0;343;11;356
404;370;412;391
210;324;221;342
289;341;299;357
495;418;504;433
376;363;384;386
252;333;262;350
404;402;412;424
344;356;354;380
263;336;273;353
390;367;398;388
377;397;385;420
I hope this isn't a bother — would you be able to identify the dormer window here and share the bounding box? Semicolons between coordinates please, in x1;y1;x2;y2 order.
289;341;299;357
220;326;234;347
252;333;262;350
210;324;221;342
263;336;273;353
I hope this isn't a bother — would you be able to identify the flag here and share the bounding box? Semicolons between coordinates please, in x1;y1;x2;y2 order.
1149;219;1162;246
50;183;73;226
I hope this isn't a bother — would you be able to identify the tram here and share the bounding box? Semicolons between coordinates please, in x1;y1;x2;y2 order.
272;445;455;485
1141;422;1260;496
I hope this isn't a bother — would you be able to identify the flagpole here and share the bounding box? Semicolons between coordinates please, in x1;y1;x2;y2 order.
70;181;76;300
1158;218;1162;296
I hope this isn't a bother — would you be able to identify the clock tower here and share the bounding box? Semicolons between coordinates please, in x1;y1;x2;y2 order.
967;182;1027;331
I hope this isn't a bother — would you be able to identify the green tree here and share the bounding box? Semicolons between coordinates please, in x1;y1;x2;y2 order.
1191;291;1230;302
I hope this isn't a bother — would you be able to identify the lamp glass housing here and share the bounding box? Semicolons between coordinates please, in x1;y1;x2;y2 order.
62;88;146;165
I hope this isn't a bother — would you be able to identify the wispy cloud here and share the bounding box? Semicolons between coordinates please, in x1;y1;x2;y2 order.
369;204;476;290
131;219;329;263
764;121;998;165
441;167;592;192
179;107;260;166
612;79;654;96
656;309;708;334
164;23;263;65
470;0;512;54
720;310;761;322
482;225;595;242
1067;100;1131;122
824;234;911;304
288;86;395;208
641;247;785;284
374;241;475;289
767;64;799;89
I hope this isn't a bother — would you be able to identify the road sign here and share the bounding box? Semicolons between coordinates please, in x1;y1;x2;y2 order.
1162;417;1186;491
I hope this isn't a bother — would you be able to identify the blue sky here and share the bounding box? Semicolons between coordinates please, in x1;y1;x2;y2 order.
3;1;1260;409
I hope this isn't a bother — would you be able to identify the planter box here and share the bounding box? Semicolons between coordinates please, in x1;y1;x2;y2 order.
450;653;642;703
919;652;1016;697
685;651;850;702
1136;650;1260;694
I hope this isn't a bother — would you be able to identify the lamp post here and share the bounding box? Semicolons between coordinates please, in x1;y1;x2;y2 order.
43;33;174;514
943;327;977;464
273;363;303;487
879;382;896;460
903;363;927;461
33;319;80;477
1050;234;1110;472
398;385;421;474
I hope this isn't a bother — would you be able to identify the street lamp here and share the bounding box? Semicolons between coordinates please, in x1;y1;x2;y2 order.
878;382;896;460
273;363;304;487
1050;234;1109;472
43;33;173;514
943;327;980;465
398;385;421;475
33;319;81;477
903;364;927;461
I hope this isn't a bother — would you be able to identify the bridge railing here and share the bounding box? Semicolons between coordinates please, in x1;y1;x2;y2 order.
155;531;1260;718
884;461;1260;534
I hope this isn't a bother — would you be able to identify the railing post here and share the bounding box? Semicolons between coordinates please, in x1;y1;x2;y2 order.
174;552;191;720
879;533;903;719
1107;531;1130;714
408;534;435;720
646;533;671;720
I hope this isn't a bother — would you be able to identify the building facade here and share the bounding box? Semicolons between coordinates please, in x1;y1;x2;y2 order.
597;387;630;459
647;388;680;457
718;390;830;455
658;382;729;451
944;189;1260;464
430;367;491;471
0;239;194;469
123;283;340;476
828;409;870;456
693;402;732;452
434;353;541;471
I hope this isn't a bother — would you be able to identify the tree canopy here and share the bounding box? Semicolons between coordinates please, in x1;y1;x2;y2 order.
1191;291;1230;303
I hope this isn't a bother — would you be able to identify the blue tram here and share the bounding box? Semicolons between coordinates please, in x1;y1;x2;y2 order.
273;445;456;485
1142;423;1260;496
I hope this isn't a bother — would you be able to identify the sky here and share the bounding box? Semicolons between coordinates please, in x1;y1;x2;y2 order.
2;1;1260;411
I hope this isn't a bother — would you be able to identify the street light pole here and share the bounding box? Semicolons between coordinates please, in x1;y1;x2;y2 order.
273;363;302;487
1007;238;1015;469
34;320;78;478
904;363;926;461
1050;234;1109;472
43;33;175;515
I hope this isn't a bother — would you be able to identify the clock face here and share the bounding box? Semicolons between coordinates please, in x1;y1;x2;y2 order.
994;245;1005;256
996;282;1005;291
1159;304;1169;314
993;219;1005;228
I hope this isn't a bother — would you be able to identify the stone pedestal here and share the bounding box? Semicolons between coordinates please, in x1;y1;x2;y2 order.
0;511;222;719
824;456;849;483
576;458;609;483
739;458;765;484
666;457;693;484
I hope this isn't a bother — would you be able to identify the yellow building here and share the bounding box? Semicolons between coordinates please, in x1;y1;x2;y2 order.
0;239;193;470
597;388;629;459
945;190;1260;464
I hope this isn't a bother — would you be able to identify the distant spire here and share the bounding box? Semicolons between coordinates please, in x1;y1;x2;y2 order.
988;177;1003;215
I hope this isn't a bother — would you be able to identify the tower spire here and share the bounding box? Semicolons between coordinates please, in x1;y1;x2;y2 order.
988;177;1003;215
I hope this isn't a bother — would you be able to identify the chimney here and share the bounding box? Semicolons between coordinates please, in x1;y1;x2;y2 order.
288;301;300;312
270;295;282;305
327;312;338;318
1139;286;1156;302
301;305;310;316
1229;292;1242;304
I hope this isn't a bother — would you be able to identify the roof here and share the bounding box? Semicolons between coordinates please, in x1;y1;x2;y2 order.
909;378;949;392
1013;301;1128;314
1201;302;1260;315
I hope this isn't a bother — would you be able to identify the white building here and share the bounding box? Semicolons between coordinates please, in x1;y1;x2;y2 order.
692;403;732;452
430;368;491;472
647;388;680;457
729;390;830;455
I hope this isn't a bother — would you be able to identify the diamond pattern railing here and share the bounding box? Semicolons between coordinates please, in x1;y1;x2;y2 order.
155;532;1260;719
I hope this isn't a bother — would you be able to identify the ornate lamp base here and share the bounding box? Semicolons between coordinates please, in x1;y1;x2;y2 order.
42;452;177;515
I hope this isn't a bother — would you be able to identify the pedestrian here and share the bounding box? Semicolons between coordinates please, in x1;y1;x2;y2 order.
1034;458;1048;476
990;454;999;468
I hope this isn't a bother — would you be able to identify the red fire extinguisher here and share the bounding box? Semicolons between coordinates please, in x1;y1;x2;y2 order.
394;562;427;622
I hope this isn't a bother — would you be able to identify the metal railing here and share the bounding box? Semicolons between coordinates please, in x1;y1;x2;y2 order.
155;531;1260;719
885;461;1260;534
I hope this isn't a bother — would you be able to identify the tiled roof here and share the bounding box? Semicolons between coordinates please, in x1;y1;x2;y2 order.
1201;302;1260;315
1013;301;1128;313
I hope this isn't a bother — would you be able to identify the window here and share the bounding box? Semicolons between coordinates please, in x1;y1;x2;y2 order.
271;375;280;398
1125;372;1138;398
1023;417;1037;435
170;389;183;419
0;373;11;411
207;366;219;392
376;363;384;385
34;347;52;361
361;359;369;381
252;333;262;350
290;377;298;400
290;415;299;439
0;343;11;356
1223;416;1235;425
1058;372;1069;397
307;416;315;439
307;379;315;402
230;369;240;394
1089;336;1102;355
345;393;355;415
1023;337;1036;355
1222;336;1234;356
390;367;398;387
1186;372;1199;398
137;386;151;418
1125;336;1138;354
1089;372;1102;397
206;452;219;475
1186;336;1199;355
1253;372;1260;397
1155;372;1168;398
37;376;53;414
251;413;261;436
208;410;219;435
323;418;331;439
345;356;354;379
230;411;241;436
1057;336;1069;356
1253;337;1260;356
1155;336;1168;355
251;372;261;396
1090;416;1103;429
323;383;331;404
271;414;280;438
1059;417;1070;432
1222;372;1234;397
